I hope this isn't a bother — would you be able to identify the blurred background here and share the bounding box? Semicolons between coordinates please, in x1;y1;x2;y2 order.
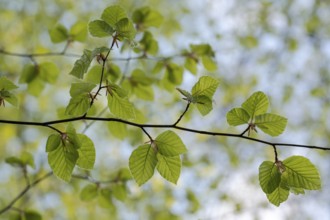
0;0;329;219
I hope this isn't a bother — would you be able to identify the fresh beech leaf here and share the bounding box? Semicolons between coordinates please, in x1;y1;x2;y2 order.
283;156;321;190
5;152;35;168
112;183;127;201
132;7;164;29
69;82;96;97
107;92;135;120
201;55;217;71
0;90;18;107
176;88;193;102
191;76;219;99
88;20;114;37
155;130;187;157
80;184;98;201
46;134;61;152
194;95;213;116
115;18;136;41
101;5;127;27
259;161;281;194
49;23;68;43
65;94;90;116
266;185;290;207
156;154;181;184
70;21;87;42
48;142;79;182
39;62;59;84
76;134;95;169
129;144;158;186
69;49;93;79
255;113;288;136
0;77;19;90
241;91;269;117
226;108;250;126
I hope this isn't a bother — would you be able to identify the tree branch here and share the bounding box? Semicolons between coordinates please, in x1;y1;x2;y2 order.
0;117;329;151
0;172;53;215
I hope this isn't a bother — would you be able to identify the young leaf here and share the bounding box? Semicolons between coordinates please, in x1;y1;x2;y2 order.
70;21;87;42
112;183;127;201
132;7;164;29
76;134;95;170
80;184;99;201
5;152;35;168
156;154;181;184
184;57;198;75
191;76;219;99
226;108;250;126
176;88;193;102
65;94;90;116
69;49;93;79
201;55;217;71
19;64;38;83
107;92;135;120
255;113;288;136
88;20;114;37
46;134;61;152
194;95;213;116
259;161;282;194
0;77;19;90
48;143;79;182
49;23;68;43
0;90;18;107
283;156;321;190
39;62;59;84
98;188;115;210
241;91;269;117
101;5;127;27
69;82;96;97
129;144;158;186
108;121;128;140
165;63;183;85
115;18;136;41
155;130;187;157
266;185;290;207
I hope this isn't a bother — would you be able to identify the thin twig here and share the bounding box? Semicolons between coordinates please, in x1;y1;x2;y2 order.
0;172;53;215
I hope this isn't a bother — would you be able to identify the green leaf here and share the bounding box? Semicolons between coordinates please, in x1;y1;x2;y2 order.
65;94;90;116
129;144;158;186
98;188;115;210
201;55;217;71
107;92;135;120
0;90;18;107
115;18;136;41
65;123;80;148
27;78;45;96
108;122;127;140
226;108;250;126
5;152;35;168
101;5;127;27
39;62;59;83
70;21;87;42
132;7;164;29
184;57;197;75
191;76;219;99
88;20;114;37
176;88;193;102
0;77;18;90
266;185;290;207
136;31;158;55
47;143;78;182
156;154;181;184
283;156;321;190
259;161;281;194
130;68;154;86
190;44;215;56
241;91;269;117
49;23;68;43
155;130;187;157
69;49;93;79
255;113;288;136
165;63;183;85
112;183;127;202
194;95;213;116
134;85;154;101
19;64;38;83
80;184;98;201
46;134;61;152
76;134;95;169
69;82;96;97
